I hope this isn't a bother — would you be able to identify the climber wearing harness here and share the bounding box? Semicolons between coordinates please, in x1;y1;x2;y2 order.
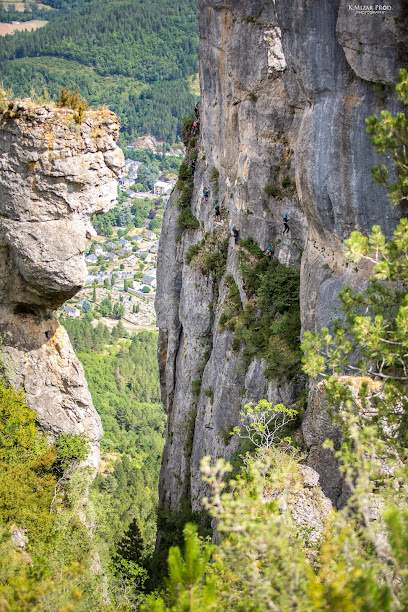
215;202;221;222
266;246;272;259
192;117;200;136
194;101;200;118
232;226;239;244
283;213;290;235
203;186;209;201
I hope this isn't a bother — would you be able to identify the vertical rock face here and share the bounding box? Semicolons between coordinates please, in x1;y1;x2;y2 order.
0;99;124;470
156;0;407;511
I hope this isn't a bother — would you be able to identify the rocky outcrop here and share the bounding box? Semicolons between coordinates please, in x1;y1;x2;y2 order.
156;0;407;514
0;99;124;470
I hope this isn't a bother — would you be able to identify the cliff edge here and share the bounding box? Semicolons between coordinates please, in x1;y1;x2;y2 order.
0;98;124;471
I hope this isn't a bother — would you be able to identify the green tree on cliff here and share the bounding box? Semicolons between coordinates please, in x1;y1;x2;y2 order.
366;68;408;205
56;87;89;123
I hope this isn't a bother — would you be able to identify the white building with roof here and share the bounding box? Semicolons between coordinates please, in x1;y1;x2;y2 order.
153;180;173;196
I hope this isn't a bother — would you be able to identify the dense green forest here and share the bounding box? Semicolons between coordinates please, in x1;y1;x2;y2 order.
0;0;199;144
0;5;57;23
62;316;165;563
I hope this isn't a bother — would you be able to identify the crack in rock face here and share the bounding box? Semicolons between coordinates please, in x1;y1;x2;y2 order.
0;99;124;471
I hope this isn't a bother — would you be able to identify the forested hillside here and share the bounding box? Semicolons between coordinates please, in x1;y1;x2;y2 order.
0;0;199;144
63;316;166;563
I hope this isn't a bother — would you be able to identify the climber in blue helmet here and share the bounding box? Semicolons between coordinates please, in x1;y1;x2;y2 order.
266;246;272;259
283;213;290;235
215;201;221;222
232;225;239;244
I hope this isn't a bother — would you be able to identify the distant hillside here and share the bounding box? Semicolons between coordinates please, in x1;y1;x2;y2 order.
0;0;199;144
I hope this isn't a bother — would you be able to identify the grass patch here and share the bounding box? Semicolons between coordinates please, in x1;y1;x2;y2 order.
219;274;243;331
191;379;202;398
186;240;204;265
263;184;281;198
203;387;214;403
186;233;229;284
211;166;219;195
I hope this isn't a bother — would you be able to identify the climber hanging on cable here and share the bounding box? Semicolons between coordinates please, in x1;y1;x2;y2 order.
232;225;240;244
203;185;209;201
215;201;221;222
283;213;290;235
266;246;272;259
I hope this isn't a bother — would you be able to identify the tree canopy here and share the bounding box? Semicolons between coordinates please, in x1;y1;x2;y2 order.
0;0;199;144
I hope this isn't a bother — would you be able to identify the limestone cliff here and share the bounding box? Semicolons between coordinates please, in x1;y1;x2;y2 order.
156;0;407;513
0;99;124;470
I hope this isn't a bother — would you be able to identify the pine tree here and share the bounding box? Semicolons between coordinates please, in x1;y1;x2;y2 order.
366;69;408;205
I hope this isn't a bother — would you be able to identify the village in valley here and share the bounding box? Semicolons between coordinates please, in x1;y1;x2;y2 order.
61;151;178;332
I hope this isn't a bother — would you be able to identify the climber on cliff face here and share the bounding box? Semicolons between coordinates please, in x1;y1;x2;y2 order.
192;117;200;136
203;185;209;201
266;246;272;259
232;225;239;244
283;213;290;235
195;101;200;118
215;201;221;222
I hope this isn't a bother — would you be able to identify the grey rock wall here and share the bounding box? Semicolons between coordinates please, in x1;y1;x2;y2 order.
156;0;407;510
0;99;124;471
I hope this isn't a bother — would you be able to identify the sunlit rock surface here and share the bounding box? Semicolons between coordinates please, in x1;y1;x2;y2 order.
156;0;407;514
0;99;124;470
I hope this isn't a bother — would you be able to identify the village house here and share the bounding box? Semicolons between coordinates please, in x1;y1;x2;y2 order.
105;252;118;262
126;255;137;266
86;254;98;264
153;180;173;196
94;244;104;255
119;177;136;189
142;275;157;288
105;241;117;250
118;238;132;251
128;162;142;179
62;305;80;318
118;238;131;247
117;248;128;257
